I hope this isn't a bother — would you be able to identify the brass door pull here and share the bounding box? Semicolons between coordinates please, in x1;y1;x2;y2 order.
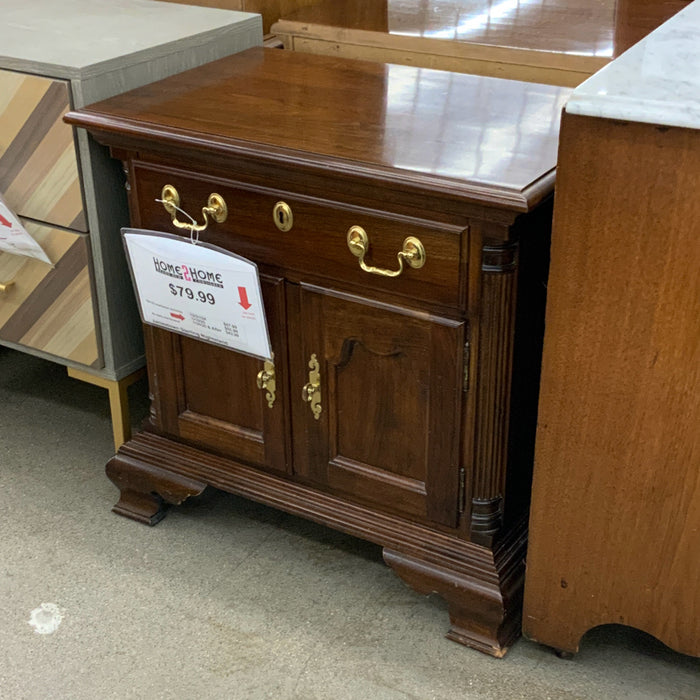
256;353;276;409
347;225;426;278
161;184;227;232
0;280;15;293
302;353;322;420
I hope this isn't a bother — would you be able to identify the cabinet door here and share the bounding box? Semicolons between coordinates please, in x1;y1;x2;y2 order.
290;283;464;527
148;274;290;475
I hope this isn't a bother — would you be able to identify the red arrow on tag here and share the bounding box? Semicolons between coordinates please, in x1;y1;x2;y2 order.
0;213;12;228
170;312;185;321
238;286;252;310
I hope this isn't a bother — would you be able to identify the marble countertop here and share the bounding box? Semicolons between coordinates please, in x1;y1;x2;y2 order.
566;0;700;129
1;0;259;77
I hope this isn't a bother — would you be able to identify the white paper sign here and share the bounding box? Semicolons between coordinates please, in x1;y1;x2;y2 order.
122;229;271;360
0;195;52;264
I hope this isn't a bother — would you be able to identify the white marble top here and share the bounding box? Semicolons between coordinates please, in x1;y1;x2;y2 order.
566;0;700;129
1;0;259;77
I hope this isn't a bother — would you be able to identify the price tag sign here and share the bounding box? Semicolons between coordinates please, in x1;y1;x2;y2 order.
0;194;52;264
122;229;271;360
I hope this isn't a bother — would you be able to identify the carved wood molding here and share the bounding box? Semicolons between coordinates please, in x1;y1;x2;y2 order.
114;431;527;585
471;241;519;542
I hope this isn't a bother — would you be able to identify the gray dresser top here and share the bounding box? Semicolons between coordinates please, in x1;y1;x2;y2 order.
1;0;260;78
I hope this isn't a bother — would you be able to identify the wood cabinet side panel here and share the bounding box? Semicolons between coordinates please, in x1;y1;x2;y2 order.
524;114;700;657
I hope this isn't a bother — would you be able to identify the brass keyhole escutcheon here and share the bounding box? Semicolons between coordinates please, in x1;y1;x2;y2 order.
273;201;293;232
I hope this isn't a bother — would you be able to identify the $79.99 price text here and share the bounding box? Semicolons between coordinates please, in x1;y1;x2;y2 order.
169;283;216;305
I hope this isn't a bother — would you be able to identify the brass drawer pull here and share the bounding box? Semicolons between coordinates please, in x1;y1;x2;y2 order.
256;353;276;409
0;279;15;293
347;225;426;278
160;184;227;232
302;353;322;420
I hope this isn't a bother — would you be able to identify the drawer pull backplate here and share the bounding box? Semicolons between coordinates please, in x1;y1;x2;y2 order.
160;184;227;233
347;225;425;278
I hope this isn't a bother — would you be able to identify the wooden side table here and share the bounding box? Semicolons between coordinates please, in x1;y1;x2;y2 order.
0;0;261;449
523;2;700;658
68;47;571;656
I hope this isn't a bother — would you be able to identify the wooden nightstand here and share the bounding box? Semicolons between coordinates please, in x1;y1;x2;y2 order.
0;0;262;449
68;47;570;656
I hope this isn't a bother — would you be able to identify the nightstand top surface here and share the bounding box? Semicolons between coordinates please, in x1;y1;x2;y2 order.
1;0;259;78
68;48;571;209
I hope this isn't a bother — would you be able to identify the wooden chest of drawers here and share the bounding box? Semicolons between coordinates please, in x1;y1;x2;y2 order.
67;47;570;656
1;0;262;448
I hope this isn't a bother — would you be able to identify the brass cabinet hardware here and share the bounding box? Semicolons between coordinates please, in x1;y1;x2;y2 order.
347;225;426;278
160;184;227;232
0;279;15;293
256;352;276;409
302;353;322;420
273;201;293;232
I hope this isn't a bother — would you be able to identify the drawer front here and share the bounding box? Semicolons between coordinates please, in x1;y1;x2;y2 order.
133;163;466;309
0;220;101;367
0;69;87;231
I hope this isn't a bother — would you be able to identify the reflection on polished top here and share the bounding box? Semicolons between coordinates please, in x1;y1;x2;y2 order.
281;0;616;57
68;48;571;204
278;0;691;59
567;0;700;129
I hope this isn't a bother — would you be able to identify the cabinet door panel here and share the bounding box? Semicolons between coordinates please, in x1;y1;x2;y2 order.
150;274;289;474
292;284;464;527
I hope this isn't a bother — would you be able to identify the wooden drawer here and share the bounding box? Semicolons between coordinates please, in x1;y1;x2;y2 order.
0;220;101;366
133;162;466;309
0;69;87;231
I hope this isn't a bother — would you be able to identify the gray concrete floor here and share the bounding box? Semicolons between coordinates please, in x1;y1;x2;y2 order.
1;347;698;700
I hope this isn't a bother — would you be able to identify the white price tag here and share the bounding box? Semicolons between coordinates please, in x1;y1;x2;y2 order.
0;195;52;264
122;229;271;360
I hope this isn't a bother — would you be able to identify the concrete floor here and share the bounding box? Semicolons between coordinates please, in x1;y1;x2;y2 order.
1;347;698;700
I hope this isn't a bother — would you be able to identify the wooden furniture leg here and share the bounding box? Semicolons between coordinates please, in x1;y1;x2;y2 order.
67;367;146;450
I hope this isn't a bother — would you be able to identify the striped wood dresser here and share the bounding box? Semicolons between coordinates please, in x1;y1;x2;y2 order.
0;0;262;448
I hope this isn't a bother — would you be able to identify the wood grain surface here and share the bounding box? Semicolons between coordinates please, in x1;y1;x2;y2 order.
523;112;700;657
157;0;319;34
273;0;690;86
0;220;100;365
66;47;570;211
0;70;86;231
